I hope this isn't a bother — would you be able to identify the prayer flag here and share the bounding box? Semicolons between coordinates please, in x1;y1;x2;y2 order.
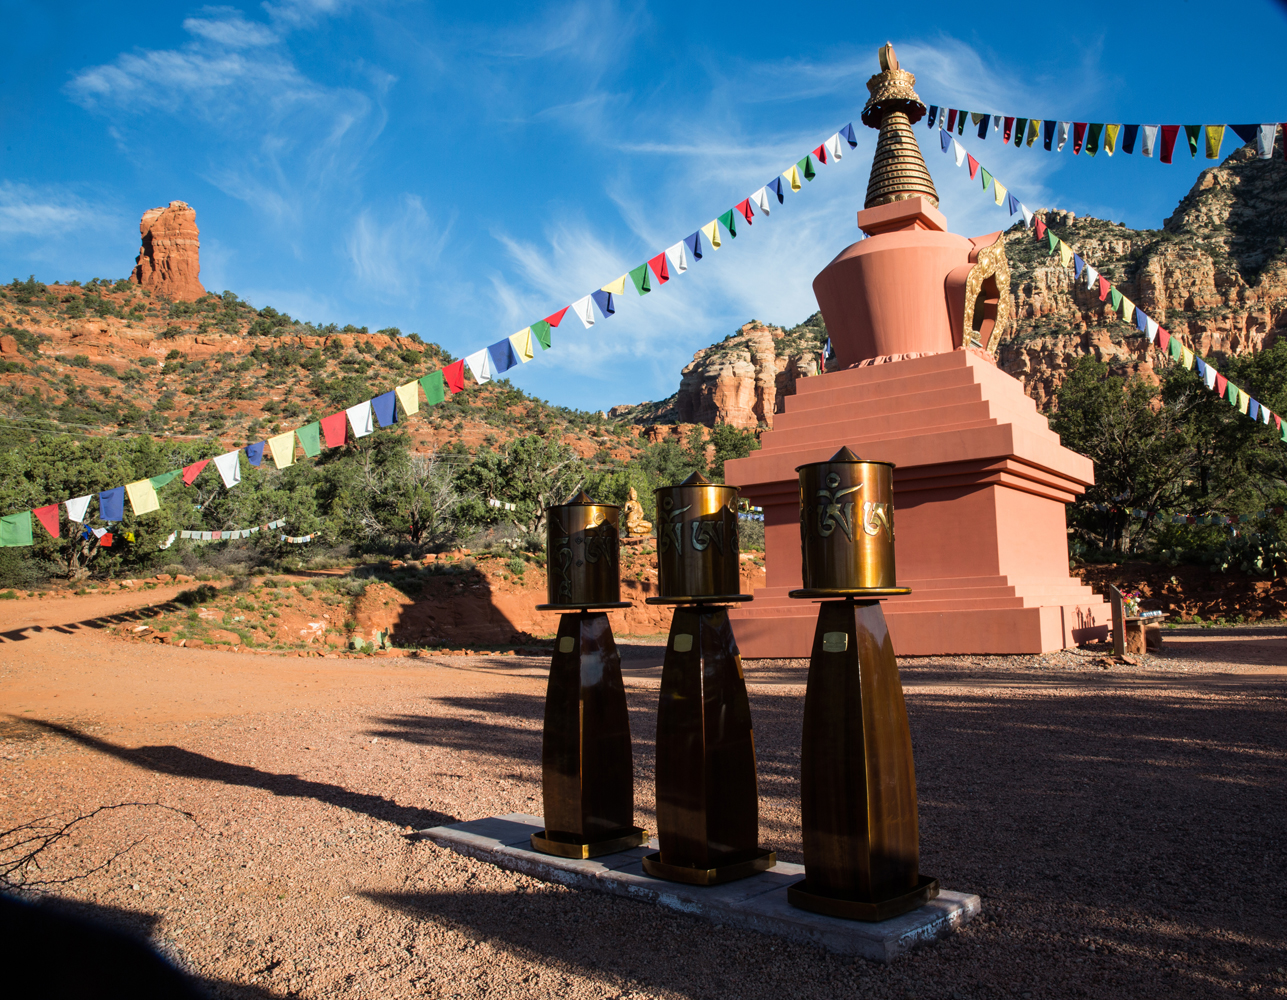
1099;276;1111;301
947;109;958;132
99;486;125;521
1014;118;1029;146
570;295;596;328
545;307;569;328
590;289;615;318
1121;297;1135;323
979;166;992;190
1043;120;1056;150
213;451;242;488
940;129;952;153
1110;287;1123;311
701;221;722;249
1229;124;1261;145
971;112;984;127
1086;123;1103;156
1238;386;1250;413
718;209;738;238
65;495;92;522
628;263;651;295
684;231;704;260
1142;125;1159;157
1159;125;1180;163
1159;328;1172;351
1249;399;1260;421
1003;116;1014;143
531;320;553;350
648;252;670;284
295;421;321;457
601;275;627;295
1057;121;1071;151
1135;308;1149;333
509;328;535;362
149;470;179;490
1184;125;1200;157
783;165;802;192
1058;239;1072;266
1146;316;1159;343
1122;124;1140;154
182;460;208;485
0;512;32;547
420;371;446;406
1074;254;1085;279
346;402;374;438
842;122;858;147
1026;119;1040;146
1257;124;1277;159
268;431;296;468
1020;203;1033;227
957;110;967;135
246;441;265;467
953;140;966;167
1085;264;1098;290
750;187;771;216
1205;125;1225;159
967;154;980;180
665;242;689;274
928;107;939;129
319;412;347;448
394;380;420;417
443;359;466;393
487;338;519;373
767;177;785;203
977;115;989;139
125;479;160;516
371;390;398;427
1182;347;1195;370
1006;192;1021;216
1035;217;1047;240
994;180;1007;208
735;199;754;225
34;504;59;539
1204;363;1218;390
1216;374;1229;399
1073;122;1087;154
798;155;816;181
812;144;827;165
1104;124;1120;155
1047;231;1060;254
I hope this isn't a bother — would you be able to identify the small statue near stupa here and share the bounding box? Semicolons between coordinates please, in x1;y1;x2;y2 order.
622;487;652;538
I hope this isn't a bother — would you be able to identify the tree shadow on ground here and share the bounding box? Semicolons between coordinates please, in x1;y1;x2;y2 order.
24;719;454;829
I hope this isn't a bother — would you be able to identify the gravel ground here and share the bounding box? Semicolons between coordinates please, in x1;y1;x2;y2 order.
2;591;1285;999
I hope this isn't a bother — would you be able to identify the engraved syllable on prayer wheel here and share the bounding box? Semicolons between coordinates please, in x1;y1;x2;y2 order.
792;446;910;597
651;472;743;603
541;491;624;609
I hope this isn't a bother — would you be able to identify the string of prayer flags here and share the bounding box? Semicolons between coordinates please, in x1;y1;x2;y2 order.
125;479;160;517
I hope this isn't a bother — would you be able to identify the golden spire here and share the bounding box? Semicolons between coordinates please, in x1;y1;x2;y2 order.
861;43;939;210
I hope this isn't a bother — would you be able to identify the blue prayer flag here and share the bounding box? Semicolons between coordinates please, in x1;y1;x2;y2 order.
1006;192;1021;216
1249;399;1260;421
1043;120;1056;151
940;129;952;153
487;338;518;374
1073;254;1085;279
766;177;784;203
371;390;398;427
99;486;125;522
1135;309;1149;333
1122;124;1140;154
590;289;615;319
977;115;989;139
841;123;857;147
246;441;265;467
926;107;938;130
1196;358;1207;378
1229;124;1260;145
683;231;703;260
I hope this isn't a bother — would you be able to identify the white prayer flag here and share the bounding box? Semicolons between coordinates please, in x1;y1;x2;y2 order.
571;295;596;329
465;348;492;384
664;241;689;273
952;139;966;167
1257;124;1277;159
213;450;242;488
346;401;373;439
750;187;771;216
992;115;1001;132
1145;317;1159;343
1141;125;1158;158
1020;204;1033;227
65;495;92;522
1057;121;1070;151
824;133;844;161
1204;363;1218;391
1084;264;1099;290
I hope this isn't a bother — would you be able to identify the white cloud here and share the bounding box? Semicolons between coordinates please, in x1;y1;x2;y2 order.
0;182;120;238
346;194;452;302
183;8;279;48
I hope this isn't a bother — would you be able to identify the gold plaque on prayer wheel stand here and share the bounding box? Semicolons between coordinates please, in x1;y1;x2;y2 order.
787;447;938;921
531;491;645;859
642;473;774;885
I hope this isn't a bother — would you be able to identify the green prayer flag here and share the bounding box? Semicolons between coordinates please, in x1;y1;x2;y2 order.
1047;230;1059;254
980;168;993;191
296;421;323;457
0;511;33;547
1184;125;1200;157
1014;118;1028;147
798;155;816;181
628;263;652;295
1086;123;1103;156
1168;336;1184;360
1281;422;1287;443
717;209;737;238
531;320;552;350
1227;384;1239;406
149;470;180;490
1110;288;1122;310
419;371;446;406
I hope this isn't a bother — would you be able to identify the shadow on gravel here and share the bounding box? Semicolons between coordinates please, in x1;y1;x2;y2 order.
367;693;546;763
25;719;455;829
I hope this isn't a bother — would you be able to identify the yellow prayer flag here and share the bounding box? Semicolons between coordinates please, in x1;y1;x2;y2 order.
267;431;296;469
783;165;801;192
701;220;721;249
993;180;1007;207
1058;240;1073;267
125;479;160;516
1026;119;1040;146
1104;124;1120;156
1121;298;1135;324
509;327;534;362
1182;347;1195;370
601;275;627;295
1205;125;1225;159
394;380;420;417
1239;388;1251;414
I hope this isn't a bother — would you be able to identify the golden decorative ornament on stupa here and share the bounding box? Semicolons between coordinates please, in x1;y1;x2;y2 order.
861;42;939;210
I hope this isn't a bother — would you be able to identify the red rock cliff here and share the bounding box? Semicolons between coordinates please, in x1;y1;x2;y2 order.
131;200;206;301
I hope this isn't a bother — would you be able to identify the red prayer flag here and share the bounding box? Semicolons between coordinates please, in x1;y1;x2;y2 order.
544;307;569;328
34;503;59;538
967;154;980;180
735;198;754;224
946;109;957;132
647;252;670;284
100;532;113;548
1073;122;1087;154
442;359;466;393
1158;328;1171;350
813;144;827;165
1034;218;1047;240
320;411;347;448
1159;125;1180;164
1098;276;1110;301
1215;372;1227;396
1280;124;1286;161
1276;413;1283;430
182;458;209;485
1003;116;1014;143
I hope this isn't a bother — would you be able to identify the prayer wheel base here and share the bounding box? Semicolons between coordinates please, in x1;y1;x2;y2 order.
641;848;776;886
530;826;648;860
787;875;939;923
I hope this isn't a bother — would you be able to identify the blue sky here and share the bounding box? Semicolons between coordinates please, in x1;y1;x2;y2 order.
2;0;1285;412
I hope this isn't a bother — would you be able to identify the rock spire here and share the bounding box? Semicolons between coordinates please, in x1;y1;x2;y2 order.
130;200;205;301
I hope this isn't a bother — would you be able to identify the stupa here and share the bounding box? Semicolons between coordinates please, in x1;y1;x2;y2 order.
726;44;1108;656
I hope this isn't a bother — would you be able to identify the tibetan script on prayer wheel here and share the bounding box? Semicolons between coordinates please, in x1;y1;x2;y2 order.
650;472;745;604
539;491;627;610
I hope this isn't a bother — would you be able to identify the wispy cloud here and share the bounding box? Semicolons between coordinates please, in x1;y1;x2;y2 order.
0;182;120;238
346;194;453;302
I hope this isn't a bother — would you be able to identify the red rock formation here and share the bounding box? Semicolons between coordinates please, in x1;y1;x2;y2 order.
131;201;205;301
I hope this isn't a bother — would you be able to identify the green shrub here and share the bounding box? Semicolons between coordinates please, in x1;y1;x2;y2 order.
175;584;220;606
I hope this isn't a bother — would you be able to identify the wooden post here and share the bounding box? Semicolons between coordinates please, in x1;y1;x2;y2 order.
1108;584;1125;657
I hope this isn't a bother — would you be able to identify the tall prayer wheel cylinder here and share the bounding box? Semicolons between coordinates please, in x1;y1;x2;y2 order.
793;447;908;597
652;472;743;603
542;491;623;609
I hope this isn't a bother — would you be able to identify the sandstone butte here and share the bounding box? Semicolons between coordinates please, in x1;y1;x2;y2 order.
131;200;206;302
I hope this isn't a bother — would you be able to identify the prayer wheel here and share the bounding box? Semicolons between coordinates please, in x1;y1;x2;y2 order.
531;491;644;859
643;473;773;885
788;447;937;921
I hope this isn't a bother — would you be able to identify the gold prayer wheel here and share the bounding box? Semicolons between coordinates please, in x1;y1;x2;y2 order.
537;491;630;610
647;472;749;605
790;446;911;598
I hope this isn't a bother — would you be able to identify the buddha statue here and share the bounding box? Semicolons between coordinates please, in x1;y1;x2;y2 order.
622;487;652;537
